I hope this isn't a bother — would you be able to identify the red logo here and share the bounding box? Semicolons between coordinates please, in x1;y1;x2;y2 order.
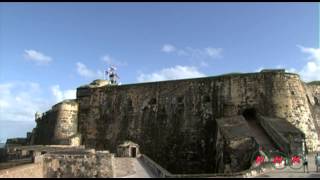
273;155;284;165
255;155;265;165
291;155;301;164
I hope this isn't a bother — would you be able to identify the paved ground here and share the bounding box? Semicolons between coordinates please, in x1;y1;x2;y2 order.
0;158;32;170
256;153;320;178
120;158;155;178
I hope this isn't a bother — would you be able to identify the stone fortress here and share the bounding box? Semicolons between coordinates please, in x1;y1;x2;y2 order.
0;69;320;178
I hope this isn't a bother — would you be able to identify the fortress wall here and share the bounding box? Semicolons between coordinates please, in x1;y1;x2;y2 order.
33;110;57;145
306;83;320;146
269;75;319;151
278;76;319;151
76;70;320;173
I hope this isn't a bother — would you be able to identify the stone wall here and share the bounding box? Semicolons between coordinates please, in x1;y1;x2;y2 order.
76;70;319;173
42;150;115;178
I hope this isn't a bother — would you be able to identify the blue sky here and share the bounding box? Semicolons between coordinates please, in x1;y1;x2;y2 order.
0;3;319;142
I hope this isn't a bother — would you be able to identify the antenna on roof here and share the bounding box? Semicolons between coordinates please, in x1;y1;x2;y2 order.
105;65;119;85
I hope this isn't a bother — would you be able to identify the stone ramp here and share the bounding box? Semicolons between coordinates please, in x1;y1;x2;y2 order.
245;116;276;150
115;157;155;178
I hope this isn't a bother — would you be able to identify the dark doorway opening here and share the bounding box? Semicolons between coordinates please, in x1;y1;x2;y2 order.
243;108;257;121
30;150;34;163
131;147;137;158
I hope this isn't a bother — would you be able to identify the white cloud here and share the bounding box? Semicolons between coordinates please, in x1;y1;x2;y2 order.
205;48;223;58
297;46;320;82
298;45;320;60
137;65;206;82
0;82;79;141
181;47;223;60
162;44;176;53
255;67;264;72
102;55;127;66
161;44;223;67
162;45;223;59
76;62;103;79
0;82;51;123
51;85;76;103
287;68;297;73
23;49;52;65
254;46;320;82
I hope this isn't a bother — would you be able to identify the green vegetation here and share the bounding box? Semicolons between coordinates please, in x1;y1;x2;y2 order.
308;81;320;85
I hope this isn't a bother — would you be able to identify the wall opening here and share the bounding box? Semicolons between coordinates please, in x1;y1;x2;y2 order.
315;97;319;105
242;108;257;121
30;150;34;163
131;147;137;158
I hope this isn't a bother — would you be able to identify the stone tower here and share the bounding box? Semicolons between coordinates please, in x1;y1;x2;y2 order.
52;99;79;145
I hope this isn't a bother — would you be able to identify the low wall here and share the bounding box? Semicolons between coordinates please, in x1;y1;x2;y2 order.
5;145;86;162
139;154;271;178
258;115;303;154
42;150;115;178
140;154;172;177
258;115;289;152
0;162;43;178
